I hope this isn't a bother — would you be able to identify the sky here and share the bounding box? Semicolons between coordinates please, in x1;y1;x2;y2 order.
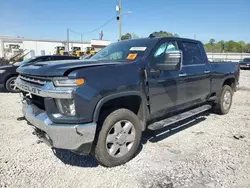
1;0;250;43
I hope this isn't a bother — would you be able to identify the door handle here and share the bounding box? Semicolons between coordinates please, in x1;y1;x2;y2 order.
179;73;187;77
204;70;211;74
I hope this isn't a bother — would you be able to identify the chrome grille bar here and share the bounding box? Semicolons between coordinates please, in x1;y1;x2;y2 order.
20;75;47;85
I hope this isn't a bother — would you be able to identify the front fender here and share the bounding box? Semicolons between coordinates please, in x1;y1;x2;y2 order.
93;91;149;131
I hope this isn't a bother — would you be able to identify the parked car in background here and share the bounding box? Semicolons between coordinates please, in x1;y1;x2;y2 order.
239;58;250;69
16;37;240;167
0;55;79;92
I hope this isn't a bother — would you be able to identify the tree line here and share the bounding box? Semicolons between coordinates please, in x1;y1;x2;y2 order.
121;31;250;53
204;39;250;53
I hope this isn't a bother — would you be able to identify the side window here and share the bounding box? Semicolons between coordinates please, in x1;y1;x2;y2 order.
182;42;203;65
154;43;167;57
153;41;179;65
166;42;178;52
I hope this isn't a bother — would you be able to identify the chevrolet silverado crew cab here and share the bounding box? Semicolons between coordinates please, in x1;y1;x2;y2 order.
16;37;240;167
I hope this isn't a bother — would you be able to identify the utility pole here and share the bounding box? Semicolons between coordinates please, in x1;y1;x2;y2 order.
119;0;122;41
116;2;132;41
67;28;69;53
222;41;225;53
81;34;83;51
99;30;103;40
116;0;122;41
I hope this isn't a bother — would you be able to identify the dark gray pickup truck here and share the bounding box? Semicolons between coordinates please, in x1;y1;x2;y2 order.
0;55;79;92
239;58;250;69
16;37;240;167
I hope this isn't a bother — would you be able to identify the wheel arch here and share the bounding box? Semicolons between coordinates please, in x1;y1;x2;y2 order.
93;91;149;131
4;74;18;89
222;76;236;91
214;76;236;103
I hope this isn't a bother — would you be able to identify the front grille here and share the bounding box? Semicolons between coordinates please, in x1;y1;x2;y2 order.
31;95;45;110
22;91;45;110
20;75;51;86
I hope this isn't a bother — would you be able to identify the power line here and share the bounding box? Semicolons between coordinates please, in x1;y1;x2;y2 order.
68;15;117;37
69;29;81;35
82;15;117;36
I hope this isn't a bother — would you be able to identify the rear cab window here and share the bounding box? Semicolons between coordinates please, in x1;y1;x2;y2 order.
181;41;203;65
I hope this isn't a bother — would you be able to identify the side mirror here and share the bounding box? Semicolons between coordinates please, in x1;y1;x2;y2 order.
156;50;182;71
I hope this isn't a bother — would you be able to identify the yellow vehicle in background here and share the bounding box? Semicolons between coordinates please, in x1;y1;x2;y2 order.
55;46;66;55
84;47;95;55
71;47;82;57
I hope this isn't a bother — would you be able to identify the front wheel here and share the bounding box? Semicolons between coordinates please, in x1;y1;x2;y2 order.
212;85;233;115
5;76;20;93
94;108;142;167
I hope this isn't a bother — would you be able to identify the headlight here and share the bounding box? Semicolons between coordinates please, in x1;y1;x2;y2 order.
0;70;6;74
53;77;85;87
55;99;76;116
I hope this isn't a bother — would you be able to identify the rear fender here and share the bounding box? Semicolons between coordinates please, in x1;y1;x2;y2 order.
221;76;236;89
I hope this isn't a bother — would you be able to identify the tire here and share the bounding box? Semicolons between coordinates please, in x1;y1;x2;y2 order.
5;76;20;93
94;108;142;167
212;85;233;115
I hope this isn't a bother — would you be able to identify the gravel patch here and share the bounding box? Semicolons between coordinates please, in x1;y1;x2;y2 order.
0;70;250;188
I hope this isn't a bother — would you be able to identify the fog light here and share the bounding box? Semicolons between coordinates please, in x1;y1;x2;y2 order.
55;99;76;116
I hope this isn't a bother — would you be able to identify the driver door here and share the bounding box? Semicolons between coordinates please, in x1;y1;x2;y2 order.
147;40;188;119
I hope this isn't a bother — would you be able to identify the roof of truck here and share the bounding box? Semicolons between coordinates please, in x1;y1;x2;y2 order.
120;36;201;44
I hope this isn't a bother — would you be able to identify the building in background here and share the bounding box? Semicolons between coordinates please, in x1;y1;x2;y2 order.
0;36;111;59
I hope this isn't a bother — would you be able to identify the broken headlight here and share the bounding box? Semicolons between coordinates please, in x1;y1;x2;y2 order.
55;99;76;116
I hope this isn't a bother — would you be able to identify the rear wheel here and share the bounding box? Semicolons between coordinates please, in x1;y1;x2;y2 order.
5;76;20;93
94;108;142;167
212;85;233;115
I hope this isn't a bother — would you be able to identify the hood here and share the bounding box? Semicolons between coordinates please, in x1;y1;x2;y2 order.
17;59;125;77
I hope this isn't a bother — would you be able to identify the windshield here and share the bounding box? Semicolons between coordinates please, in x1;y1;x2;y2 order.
90;39;151;62
14;56;36;66
243;58;250;62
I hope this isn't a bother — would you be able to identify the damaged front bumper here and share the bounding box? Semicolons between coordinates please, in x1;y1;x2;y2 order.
22;101;97;154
